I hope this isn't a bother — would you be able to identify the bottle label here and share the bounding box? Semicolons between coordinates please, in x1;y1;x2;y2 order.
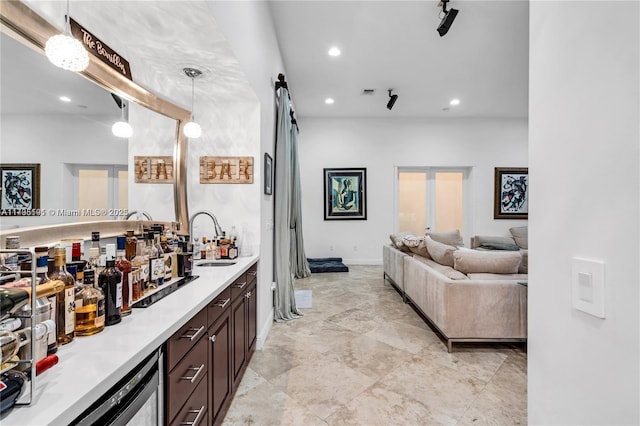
150;258;164;282
127;272;133;305
0;381;6;392
64;288;75;335
96;299;106;327
116;281;123;309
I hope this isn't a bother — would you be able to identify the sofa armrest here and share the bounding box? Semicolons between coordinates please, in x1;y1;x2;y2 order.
383;244;409;291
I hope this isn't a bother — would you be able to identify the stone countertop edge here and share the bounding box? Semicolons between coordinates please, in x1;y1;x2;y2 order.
3;254;259;426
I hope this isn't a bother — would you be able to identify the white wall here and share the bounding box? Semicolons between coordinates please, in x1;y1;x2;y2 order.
297;117;528;264
1;114;126;228
207;0;287;348
528;2;639;424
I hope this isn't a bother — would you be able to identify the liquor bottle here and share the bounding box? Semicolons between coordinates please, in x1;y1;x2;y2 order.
48;248;75;345
0;370;27;414
98;248;122;326
125;230;137;261
74;269;105;336
200;236;207;260
147;232;163;288
34;246;49;285
214;237;221;260
229;237;238;260
115;236;132;317
131;239;148;297
91;231;105;267
33;247;60;354
193;237;201;260
87;247;103;277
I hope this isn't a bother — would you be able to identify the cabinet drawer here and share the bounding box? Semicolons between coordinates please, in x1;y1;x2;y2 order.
208;286;231;327
167;308;208;371
167;336;208;422
230;274;248;301
246;263;258;283
169;375;208;426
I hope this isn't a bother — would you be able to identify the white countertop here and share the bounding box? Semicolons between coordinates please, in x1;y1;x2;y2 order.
3;255;259;426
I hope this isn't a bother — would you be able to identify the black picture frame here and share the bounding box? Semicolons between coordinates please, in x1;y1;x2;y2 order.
0;163;41;216
494;167;528;219
264;153;273;195
323;167;367;220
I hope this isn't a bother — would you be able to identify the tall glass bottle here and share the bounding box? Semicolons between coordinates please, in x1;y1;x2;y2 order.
74;269;105;336
48;248;75;345
125;230;137;261
115;236;132;317
91;231;105;268
147;232;162;289
131;239;149;296
98;245;122;326
87;247;102;277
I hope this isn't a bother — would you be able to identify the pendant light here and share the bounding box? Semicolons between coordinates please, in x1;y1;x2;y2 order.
183;68;203;139
45;0;89;72
112;100;133;138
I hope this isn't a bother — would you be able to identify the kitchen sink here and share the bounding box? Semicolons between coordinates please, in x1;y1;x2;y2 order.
196;260;237;267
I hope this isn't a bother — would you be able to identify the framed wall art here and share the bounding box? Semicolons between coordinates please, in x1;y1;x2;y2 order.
0;163;41;215
494;167;528;219
264;153;273;195
323;168;367;220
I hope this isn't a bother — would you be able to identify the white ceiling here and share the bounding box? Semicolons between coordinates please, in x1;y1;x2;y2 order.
267;1;530;118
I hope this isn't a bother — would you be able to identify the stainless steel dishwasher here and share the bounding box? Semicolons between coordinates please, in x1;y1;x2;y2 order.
70;349;164;425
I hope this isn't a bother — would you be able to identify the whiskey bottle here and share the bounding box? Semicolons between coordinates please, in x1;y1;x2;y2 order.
98;252;122;326
125;230;137;261
148;232;163;288
115;236;132;317
48;248;75;345
74;269;105;336
131;239;148;297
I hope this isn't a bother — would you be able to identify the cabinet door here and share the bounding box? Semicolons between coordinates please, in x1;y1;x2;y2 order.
208;308;231;424
247;280;257;355
231;294;247;388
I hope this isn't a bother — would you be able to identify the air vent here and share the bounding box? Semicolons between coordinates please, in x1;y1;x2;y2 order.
361;89;376;95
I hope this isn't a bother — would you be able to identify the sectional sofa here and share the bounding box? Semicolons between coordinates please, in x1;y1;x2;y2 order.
383;228;528;352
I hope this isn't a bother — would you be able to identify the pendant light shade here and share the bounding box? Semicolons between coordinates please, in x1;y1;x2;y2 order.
183;67;203;139
112;120;133;138
45;1;89;72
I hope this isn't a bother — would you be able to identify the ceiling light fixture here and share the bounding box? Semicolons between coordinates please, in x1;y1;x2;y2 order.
437;0;459;37
450;98;460;106
387;89;398;110
325;98;335;105
183;67;203;139
111;95;133;138
59;96;71;103
328;47;341;57
45;0;89;72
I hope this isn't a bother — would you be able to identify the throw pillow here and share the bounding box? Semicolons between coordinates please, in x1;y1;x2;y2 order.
478;242;521;251
427;229;464;247
389;232;412;253
424;236;456;267
453;250;522;274
509;226;528;249
403;235;431;259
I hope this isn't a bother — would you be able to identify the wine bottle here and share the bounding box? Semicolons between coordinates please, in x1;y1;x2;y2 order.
0;281;64;321
75;269;105;336
0;370;27;415
115;236;132;317
98;253;122;326
48;247;75;345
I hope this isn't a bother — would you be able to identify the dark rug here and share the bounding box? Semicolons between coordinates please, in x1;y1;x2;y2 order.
307;257;349;273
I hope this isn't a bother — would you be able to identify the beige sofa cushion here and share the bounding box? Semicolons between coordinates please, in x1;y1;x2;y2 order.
467;273;528;281
453;249;522;274
389;232;412;253
425;236;456;267
413;256;469;280
519;249;528;274
427;229;464;247
402;235;432;259
509;226;528;249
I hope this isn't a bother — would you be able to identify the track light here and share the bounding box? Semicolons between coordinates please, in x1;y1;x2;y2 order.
387;89;398;110
437;0;459;37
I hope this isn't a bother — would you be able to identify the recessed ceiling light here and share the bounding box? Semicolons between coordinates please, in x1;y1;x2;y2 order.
325;98;335;105
450;98;460;106
59;96;71;102
328;47;341;57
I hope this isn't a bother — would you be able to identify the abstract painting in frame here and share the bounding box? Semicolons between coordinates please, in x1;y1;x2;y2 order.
494;167;528;219
324;168;367;220
1;163;41;216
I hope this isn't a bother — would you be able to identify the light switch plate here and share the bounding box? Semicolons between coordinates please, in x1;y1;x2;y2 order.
571;258;605;318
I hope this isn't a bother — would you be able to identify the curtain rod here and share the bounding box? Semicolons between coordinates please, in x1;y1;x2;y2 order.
275;73;298;130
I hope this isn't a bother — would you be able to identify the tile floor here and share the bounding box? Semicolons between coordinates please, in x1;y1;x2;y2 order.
223;265;527;425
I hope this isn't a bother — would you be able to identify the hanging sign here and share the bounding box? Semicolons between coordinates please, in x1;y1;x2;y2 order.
70;17;132;80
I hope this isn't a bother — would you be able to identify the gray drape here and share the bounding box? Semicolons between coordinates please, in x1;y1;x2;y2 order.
274;87;309;322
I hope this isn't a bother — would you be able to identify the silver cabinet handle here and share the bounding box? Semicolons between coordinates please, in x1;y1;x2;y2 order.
210;334;216;343
180;405;205;425
180;325;205;341
234;281;247;289
180;364;205;383
214;297;230;308
247;270;257;276
246;291;252;299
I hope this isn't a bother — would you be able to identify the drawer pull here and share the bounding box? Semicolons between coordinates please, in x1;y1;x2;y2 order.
246;291;252;299
180;325;205;341
214;297;230;309
180;405;206;425
180;364;205;383
247;270;257;277
234;281;247;289
210;334;216;343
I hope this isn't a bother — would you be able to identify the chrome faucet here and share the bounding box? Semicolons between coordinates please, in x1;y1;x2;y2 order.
189;210;223;242
126;210;153;220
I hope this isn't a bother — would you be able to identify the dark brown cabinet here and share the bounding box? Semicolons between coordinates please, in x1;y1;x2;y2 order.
166;261;258;426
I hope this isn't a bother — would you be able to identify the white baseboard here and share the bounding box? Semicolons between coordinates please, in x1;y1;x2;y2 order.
255;307;274;350
343;258;383;266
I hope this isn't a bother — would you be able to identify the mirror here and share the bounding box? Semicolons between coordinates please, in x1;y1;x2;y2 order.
0;1;190;233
